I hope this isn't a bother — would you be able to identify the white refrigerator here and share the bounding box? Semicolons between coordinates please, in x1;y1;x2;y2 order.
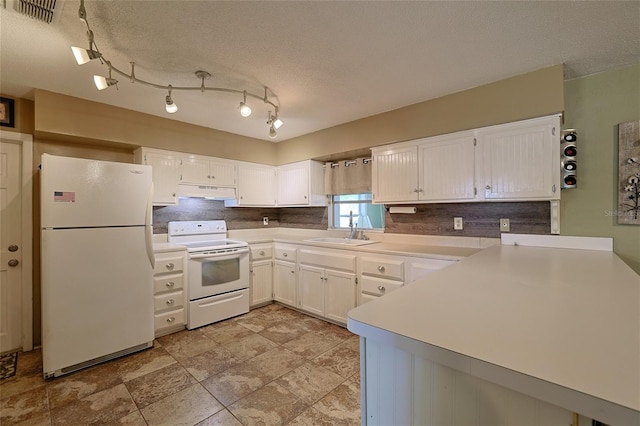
40;154;155;378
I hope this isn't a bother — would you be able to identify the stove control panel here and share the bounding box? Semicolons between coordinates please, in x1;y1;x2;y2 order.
168;220;227;237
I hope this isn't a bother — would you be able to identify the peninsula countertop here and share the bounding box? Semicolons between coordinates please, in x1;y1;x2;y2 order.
347;242;640;425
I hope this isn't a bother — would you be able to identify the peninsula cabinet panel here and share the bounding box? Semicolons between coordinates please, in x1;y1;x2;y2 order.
362;338;577;426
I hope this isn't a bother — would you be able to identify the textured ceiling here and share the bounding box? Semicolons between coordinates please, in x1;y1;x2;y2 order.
1;1;639;142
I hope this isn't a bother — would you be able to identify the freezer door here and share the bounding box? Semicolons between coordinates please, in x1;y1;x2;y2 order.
41;227;154;376
41;154;152;228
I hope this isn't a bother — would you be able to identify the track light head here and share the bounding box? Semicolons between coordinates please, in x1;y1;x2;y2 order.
165;85;178;113
239;91;252;117
269;125;277;139
93;75;118;90
273;117;284;130
71;46;101;65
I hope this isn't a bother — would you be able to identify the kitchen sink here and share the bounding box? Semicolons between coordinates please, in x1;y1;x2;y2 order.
304;237;379;246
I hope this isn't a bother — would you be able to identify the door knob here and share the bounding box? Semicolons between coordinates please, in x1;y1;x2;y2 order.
8;259;19;267
8;245;18;252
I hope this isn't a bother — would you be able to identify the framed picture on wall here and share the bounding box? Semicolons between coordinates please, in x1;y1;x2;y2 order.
0;97;15;128
618;120;640;225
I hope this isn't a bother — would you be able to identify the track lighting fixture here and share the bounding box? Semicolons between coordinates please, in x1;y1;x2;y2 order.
93;64;118;90
71;0;283;139
239;91;252;117
165;85;178;114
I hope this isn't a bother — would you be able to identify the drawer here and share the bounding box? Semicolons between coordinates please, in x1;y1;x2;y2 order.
154;290;183;312
299;249;356;272
153;273;184;293
251;245;273;261
361;256;404;280
154;309;185;330
154;253;184;274
274;245;297;261
361;275;403;296
359;292;379;305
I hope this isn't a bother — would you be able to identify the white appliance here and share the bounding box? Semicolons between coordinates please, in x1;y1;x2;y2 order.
167;221;249;329
40;154;155;378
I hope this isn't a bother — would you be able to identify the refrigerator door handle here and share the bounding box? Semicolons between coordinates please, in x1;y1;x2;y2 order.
145;182;155;268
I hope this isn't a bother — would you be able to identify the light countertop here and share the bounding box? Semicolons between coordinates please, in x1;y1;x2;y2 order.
347;243;640;424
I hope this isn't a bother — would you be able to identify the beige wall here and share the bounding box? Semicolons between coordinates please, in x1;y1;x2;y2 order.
562;64;640;273
276;65;564;164
34;90;278;165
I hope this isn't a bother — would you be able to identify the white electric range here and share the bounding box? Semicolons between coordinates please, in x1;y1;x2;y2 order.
168;220;249;329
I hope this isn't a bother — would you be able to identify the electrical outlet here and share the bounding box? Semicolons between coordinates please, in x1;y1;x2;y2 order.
500;218;510;232
263;217;269;226
454;217;463;230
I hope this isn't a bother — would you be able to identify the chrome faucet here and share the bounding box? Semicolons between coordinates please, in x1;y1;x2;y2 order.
348;211;358;239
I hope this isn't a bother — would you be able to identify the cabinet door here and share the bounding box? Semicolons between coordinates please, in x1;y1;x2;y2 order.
238;164;277;206
418;134;476;201
324;269;356;324
250;260;273;307
299;264;325;317
180;156;211;185
480;117;559;200
209;160;237;187
144;152;180;205
273;260;297;307
372;146;419;203
278;163;309;205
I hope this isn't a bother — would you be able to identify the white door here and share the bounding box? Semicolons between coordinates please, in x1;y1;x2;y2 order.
324;269;356;324
273;260;296;307
372;146;419;203
278;162;309;205
298;264;325;316
0;141;22;352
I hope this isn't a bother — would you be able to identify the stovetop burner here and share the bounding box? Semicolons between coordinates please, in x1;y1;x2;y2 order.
167;220;248;253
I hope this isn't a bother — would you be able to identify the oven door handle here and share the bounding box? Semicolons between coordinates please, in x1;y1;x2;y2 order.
189;248;249;259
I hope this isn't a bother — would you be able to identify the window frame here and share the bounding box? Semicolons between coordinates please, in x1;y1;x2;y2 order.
328;193;385;232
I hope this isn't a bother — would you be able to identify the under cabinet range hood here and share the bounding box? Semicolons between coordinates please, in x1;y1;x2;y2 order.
177;184;236;200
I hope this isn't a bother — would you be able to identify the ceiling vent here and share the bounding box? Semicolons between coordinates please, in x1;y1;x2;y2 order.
13;0;58;24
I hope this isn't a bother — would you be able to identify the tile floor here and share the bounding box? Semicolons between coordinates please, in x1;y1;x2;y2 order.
0;304;361;425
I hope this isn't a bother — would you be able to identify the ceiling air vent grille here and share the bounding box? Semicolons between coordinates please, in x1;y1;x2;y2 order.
16;0;57;24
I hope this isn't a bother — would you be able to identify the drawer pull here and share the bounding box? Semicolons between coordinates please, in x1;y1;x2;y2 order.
283;252;288;257
166;317;176;323
259;250;265;256
166;281;175;288
165;263;175;271
378;285;386;293
377;265;385;273
166;299;175;305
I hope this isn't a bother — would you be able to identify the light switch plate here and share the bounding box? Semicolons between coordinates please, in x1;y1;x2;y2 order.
500;218;510;232
454;217;463;230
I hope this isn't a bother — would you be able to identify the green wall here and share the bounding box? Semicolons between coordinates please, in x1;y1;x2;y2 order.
563;64;640;273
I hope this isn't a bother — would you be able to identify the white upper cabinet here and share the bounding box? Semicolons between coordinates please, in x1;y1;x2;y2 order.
372;145;420;203
233;163;277;206
277;160;326;206
478;115;560;200
134;148;180;205
180;155;236;187
418;131;476;202
371;115;561;204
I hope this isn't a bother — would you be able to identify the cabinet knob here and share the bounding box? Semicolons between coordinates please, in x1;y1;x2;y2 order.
377;265;385;273
166;281;175;288
166;299;175;305
166;317;176;323
283;252;288;257
485;185;491;190
291;270;295;274
165;263;175;271
8;259;19;267
8;244;18;252
378;285;386;293
259;250;265;256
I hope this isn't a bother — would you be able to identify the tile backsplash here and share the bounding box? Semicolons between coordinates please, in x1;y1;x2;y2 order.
153;198;550;238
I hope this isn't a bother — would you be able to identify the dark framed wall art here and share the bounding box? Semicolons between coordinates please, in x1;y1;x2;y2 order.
0;97;15;128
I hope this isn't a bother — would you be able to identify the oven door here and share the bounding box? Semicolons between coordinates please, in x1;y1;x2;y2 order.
188;248;249;300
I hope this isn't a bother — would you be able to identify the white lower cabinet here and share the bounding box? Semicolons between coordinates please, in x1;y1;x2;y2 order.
273;244;298;307
152;249;187;337
359;254;405;304
249;243;273;307
298;248;357;325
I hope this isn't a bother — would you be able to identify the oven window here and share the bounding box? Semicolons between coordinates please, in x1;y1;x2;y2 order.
202;258;240;286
